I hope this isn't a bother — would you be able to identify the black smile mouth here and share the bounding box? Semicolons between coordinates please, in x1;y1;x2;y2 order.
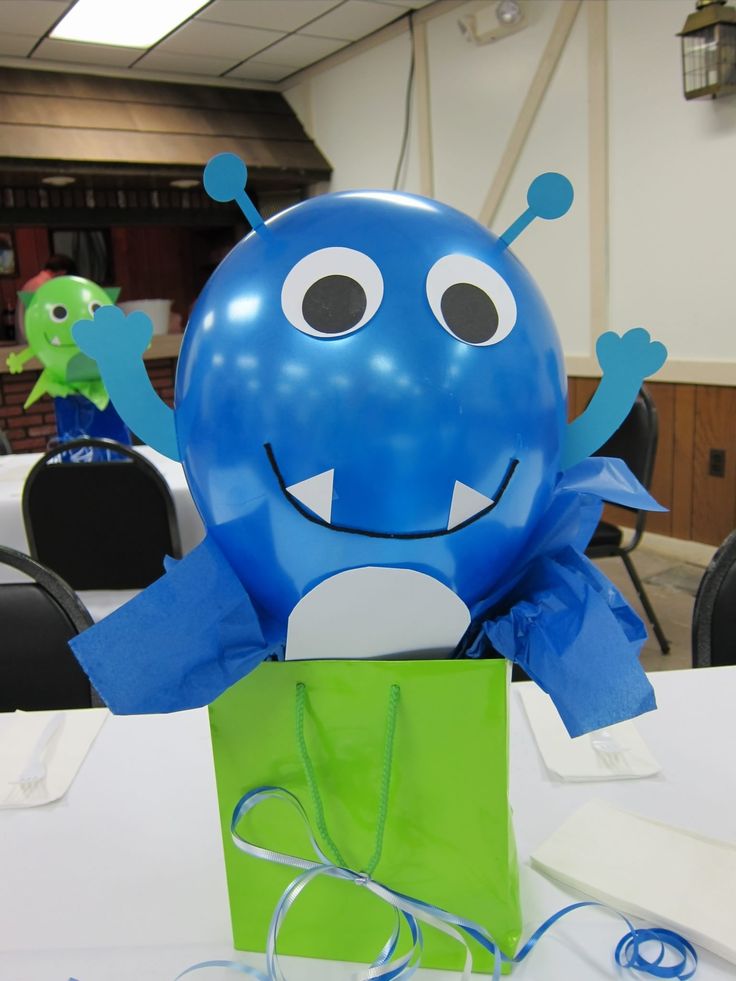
265;442;518;540
44;333;75;348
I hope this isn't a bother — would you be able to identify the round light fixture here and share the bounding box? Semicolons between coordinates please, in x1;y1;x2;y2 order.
41;175;76;187
497;0;523;25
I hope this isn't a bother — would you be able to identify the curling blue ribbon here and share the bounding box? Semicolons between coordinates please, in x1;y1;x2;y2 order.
177;787;698;981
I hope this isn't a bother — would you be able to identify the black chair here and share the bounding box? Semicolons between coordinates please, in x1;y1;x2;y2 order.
22;437;181;590
692;530;736;668
585;387;670;654
0;545;95;711
0;427;10;454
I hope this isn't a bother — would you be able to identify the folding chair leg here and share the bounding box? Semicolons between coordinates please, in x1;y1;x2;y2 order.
621;552;670;654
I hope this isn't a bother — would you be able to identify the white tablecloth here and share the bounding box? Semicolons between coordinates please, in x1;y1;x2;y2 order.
0;446;205;593
0;667;733;980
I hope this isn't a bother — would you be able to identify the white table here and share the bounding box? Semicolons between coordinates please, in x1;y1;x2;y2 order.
0;667;733;980
0;446;205;615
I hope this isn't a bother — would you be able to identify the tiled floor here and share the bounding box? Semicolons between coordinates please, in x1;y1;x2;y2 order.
594;544;708;672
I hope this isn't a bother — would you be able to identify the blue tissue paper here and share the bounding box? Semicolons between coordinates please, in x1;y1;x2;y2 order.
69;535;282;714
70;455;659;735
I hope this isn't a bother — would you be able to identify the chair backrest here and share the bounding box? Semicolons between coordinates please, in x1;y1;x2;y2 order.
0;427;10;455
23;437;182;590
0;545;94;711
692;529;736;668
592;386;658;545
593;386;658;489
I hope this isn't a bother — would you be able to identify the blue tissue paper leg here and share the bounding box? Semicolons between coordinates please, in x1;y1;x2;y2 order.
477;546;656;737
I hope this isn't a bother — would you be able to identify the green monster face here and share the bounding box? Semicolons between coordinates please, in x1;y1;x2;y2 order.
21;275;120;382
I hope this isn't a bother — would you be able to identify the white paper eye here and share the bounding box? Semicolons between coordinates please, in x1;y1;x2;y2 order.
49;304;68;324
426;254;517;346
281;247;383;338
88;301;102;317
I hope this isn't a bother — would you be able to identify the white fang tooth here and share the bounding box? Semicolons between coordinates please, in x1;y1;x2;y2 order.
286;469;334;523
447;480;494;530
50;336;61;346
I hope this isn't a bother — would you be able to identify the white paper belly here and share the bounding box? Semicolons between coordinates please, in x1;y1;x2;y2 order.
285;566;471;661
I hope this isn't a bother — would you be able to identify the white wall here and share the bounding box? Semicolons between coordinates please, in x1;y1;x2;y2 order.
285;0;736;377
609;0;736;366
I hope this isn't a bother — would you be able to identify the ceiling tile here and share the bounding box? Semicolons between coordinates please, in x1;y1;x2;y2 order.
302;0;406;41
0;34;37;58
200;0;340;33
156;19;284;60
135;49;239;76
249;33;348;69
33;38;144;67
228;60;295;82
0;0;69;36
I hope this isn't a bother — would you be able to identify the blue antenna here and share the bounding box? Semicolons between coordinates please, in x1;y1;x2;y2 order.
203;153;265;233
499;173;574;249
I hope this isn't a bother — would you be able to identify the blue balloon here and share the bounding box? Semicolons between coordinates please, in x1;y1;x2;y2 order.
175;190;567;626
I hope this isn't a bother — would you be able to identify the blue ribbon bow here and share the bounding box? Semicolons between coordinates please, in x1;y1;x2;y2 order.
176;787;698;981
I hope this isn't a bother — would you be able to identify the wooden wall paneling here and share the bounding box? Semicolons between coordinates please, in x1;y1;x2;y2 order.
670;384;696;541
572;376;598;420
0;68;330;181
0;69;292;115
646;381;674;537
566;376;578;422
110;226;133;302
13;227;49;280
111;226;200;318
0;126;329;175
692;385;736;546
0;94;307;141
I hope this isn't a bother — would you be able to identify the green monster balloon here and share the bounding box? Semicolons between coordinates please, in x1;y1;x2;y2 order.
6;275;120;409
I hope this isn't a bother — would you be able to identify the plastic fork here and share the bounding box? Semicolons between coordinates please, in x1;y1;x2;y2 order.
589;728;625;755
11;712;65;788
589;727;629;771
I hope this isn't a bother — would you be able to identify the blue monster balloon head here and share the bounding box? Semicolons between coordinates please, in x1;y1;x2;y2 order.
176;155;573;637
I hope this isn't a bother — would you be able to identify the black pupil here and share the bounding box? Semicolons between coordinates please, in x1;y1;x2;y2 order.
440;283;498;344
53;305;67;320
90;302;100;312
302;274;367;334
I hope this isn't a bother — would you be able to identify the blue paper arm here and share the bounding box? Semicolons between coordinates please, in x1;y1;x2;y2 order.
561;329;667;471
72;307;180;461
69;535;280;714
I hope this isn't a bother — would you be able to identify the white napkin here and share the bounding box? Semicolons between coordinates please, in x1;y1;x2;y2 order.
518;684;661;780
0;708;107;808
531;798;736;964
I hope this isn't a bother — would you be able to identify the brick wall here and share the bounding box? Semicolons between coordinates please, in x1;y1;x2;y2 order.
0;358;176;453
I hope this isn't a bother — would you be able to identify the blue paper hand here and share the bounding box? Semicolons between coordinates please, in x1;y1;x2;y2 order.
596;327;667;379
72;306;181;460
561;328;667;470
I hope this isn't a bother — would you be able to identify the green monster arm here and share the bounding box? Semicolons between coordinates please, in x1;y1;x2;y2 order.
72;307;181;461
6;347;35;374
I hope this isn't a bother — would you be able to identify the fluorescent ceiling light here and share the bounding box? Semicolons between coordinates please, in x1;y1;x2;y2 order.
51;0;208;49
41;175;76;186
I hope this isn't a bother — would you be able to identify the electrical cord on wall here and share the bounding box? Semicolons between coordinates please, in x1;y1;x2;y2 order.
392;11;416;191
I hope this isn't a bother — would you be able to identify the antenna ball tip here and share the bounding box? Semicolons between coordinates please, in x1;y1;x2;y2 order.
527;173;574;220
203;153;249;203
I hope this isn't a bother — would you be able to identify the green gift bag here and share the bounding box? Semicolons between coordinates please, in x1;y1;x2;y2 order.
208;658;522;973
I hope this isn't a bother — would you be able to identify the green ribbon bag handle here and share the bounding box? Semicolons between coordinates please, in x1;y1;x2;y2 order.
295;680;401;877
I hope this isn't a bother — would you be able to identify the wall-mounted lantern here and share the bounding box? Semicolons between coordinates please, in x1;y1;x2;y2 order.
679;0;736;99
